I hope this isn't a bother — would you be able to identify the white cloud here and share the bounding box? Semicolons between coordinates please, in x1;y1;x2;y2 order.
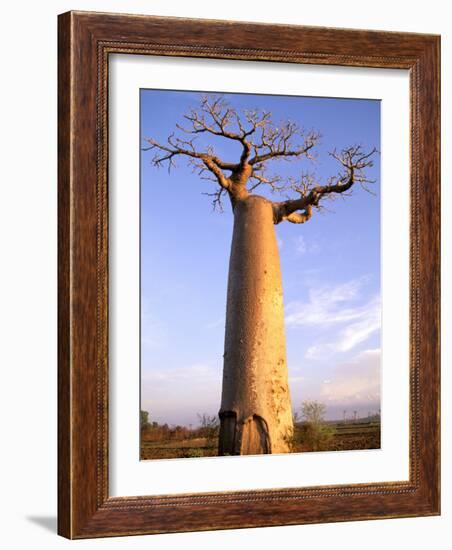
304;295;380;359
334;297;380;352
294;235;319;256
144;362;218;383
319;348;381;407
286;278;380;357
295;235;307;255
286;278;368;327
289;375;305;384
205;316;225;330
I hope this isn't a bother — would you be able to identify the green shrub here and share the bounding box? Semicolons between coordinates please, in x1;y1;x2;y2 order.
293;401;335;452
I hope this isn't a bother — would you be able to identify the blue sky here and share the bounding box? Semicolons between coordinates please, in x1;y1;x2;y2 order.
140;89;381;426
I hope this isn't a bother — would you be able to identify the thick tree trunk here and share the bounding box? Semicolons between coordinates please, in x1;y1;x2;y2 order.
219;195;294;455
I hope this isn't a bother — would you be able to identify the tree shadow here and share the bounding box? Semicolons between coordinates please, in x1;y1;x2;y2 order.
26;516;57;533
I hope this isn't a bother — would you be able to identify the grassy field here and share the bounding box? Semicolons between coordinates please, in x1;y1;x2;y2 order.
140;420;380;460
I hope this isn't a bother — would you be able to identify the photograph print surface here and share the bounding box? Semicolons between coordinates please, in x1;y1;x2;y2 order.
140;89;381;460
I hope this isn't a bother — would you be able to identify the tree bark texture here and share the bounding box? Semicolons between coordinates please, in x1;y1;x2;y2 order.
219;195;294;455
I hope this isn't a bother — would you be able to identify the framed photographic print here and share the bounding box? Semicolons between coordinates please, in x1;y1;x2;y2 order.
58;11;440;538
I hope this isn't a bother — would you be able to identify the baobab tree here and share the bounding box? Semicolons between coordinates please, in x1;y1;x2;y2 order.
144;95;376;456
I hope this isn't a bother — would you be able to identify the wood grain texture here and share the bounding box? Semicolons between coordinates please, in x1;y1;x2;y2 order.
57;10;72;538
57;10;440;539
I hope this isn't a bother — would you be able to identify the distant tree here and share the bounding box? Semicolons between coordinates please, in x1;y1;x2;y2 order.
302;401;326;424
140;410;150;430
197;413;220;446
300;400;335;452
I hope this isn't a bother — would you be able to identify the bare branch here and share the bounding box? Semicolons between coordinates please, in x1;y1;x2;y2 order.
249;124;320;166
179;95;258;168
143;135;231;190
273;146;378;224
143;94;377;217
284;204;313;224
202;187;227;212
248;171;285;193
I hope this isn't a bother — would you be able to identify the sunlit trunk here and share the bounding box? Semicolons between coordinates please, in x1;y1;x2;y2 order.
219;195;294;455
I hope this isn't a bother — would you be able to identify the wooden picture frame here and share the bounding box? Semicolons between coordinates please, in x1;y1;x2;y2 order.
58;11;440;539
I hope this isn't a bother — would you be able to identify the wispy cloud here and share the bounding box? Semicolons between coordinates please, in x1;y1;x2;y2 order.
295;235;307;255
144;362;219;383
319;348;381;407
286;278;368;327
289;349;381;418
205;315;225;330
304;295;380;359
286;277;380;357
294;235;319;256
289;375;305;384
334;297;380;352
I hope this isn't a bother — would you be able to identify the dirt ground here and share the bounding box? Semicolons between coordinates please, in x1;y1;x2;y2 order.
140;421;380;460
